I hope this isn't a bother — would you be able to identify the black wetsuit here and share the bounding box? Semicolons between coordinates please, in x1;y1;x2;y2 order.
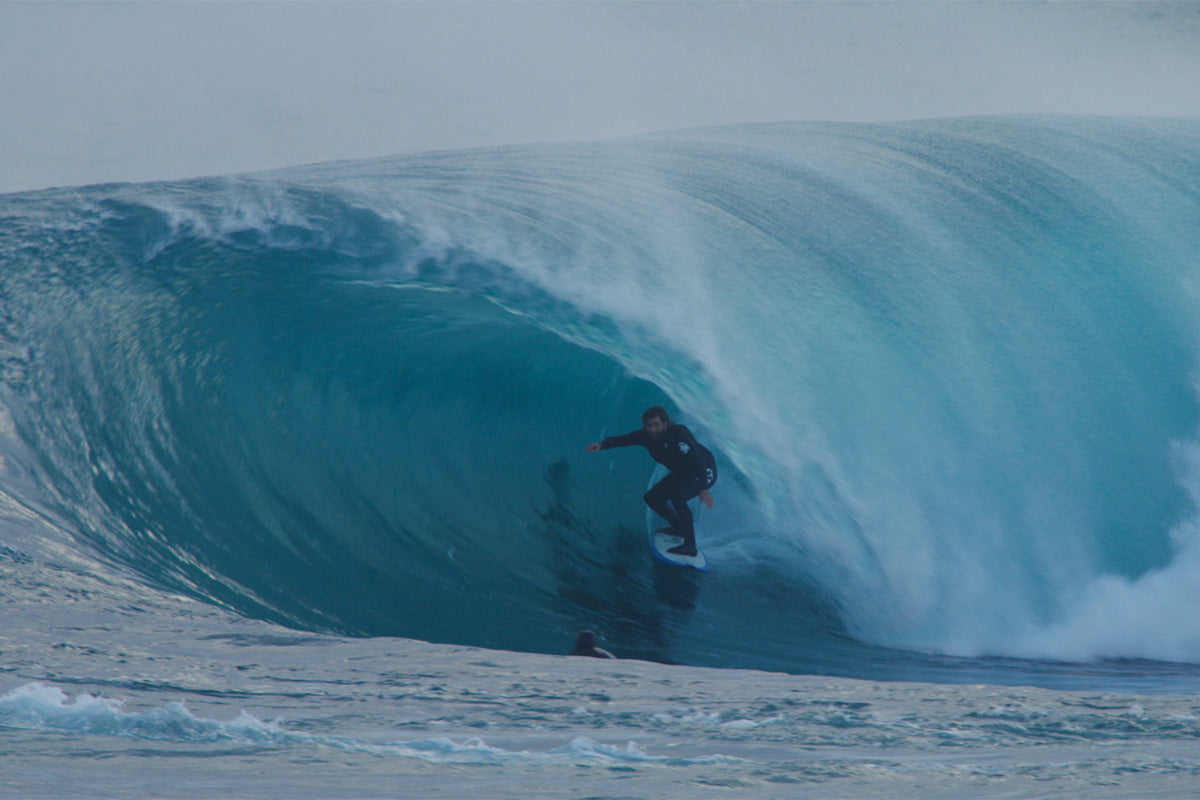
598;424;717;549
568;630;616;659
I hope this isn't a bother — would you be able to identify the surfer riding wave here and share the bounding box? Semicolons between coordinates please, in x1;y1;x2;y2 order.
586;406;716;557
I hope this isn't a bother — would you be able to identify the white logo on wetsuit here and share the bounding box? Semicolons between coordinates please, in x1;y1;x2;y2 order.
678;442;690;453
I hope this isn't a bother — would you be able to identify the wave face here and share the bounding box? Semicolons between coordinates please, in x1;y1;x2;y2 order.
4;116;1200;671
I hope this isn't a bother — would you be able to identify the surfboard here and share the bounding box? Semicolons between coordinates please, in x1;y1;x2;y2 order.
649;526;709;571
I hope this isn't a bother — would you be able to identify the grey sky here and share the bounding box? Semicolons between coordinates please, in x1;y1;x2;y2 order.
3;1;1199;193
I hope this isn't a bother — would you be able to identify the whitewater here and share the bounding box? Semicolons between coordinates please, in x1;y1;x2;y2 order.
4;115;1200;797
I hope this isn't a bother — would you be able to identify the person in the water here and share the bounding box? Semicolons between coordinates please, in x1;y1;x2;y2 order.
586;406;716;557
567;630;616;659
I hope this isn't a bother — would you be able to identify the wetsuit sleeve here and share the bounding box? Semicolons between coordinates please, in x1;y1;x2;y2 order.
599;429;646;450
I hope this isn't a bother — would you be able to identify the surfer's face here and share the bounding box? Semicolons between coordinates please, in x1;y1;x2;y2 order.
643;416;666;439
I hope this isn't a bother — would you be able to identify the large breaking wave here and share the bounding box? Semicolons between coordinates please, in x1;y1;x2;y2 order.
4;116;1200;672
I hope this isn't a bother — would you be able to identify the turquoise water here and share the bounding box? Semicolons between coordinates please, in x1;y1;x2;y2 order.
4;116;1200;796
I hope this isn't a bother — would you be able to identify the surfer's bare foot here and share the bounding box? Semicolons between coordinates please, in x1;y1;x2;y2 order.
667;543;697;557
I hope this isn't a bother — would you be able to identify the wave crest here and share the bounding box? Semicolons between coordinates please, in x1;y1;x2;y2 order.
4;117;1200;669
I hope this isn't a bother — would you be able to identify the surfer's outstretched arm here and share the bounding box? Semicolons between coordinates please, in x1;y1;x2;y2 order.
587;429;645;453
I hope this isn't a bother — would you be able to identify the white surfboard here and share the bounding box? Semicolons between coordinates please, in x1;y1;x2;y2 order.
649;527;709;571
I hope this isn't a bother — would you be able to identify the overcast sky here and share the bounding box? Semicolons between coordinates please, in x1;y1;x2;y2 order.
3;1;1199;193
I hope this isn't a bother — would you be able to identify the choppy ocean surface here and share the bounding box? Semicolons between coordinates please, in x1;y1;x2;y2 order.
4;115;1200;796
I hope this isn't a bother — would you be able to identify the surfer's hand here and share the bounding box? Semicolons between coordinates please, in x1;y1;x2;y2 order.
699;489;713;509
586;442;602;453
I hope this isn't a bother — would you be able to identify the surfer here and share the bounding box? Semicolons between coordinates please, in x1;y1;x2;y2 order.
586;406;716;557
567;630;616;659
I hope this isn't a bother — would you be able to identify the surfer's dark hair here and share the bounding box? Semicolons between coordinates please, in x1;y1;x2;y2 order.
642;406;672;425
